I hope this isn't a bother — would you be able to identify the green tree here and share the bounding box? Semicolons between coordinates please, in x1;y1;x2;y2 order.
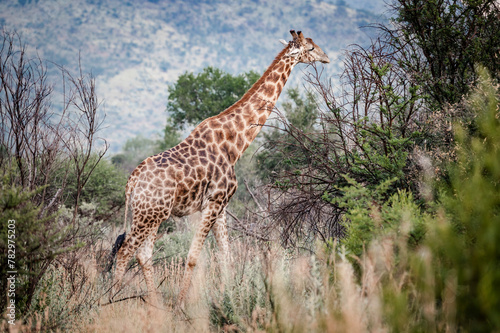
166;66;260;129
325;68;500;331
385;0;500;107
159;117;182;150
111;135;159;172
63;155;128;224
431;68;500;330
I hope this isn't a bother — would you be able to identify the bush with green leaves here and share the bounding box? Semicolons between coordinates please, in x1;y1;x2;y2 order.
0;176;77;317
0;31;113;326
425;68;500;330
24;202;107;330
64;154;128;224
335;68;500;331
326;177;427;262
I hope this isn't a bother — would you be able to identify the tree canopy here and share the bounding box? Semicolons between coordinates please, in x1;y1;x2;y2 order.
385;0;500;107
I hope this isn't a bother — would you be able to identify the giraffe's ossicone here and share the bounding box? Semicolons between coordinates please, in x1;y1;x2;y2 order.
110;30;329;306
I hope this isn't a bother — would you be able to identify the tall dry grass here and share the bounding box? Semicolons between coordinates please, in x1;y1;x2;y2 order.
14;224;422;332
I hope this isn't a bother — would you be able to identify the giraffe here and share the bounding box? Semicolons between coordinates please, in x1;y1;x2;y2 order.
111;30;329;305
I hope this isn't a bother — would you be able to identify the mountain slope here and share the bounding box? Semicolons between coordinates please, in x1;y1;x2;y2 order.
0;0;387;152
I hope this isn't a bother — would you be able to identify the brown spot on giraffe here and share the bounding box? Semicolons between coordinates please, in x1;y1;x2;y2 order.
235;115;244;131
111;29;330;306
236;134;245;151
214;129;225;144
202;131;213;143
222;123;236;143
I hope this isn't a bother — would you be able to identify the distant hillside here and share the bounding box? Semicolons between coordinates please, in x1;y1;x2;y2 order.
0;0;388;153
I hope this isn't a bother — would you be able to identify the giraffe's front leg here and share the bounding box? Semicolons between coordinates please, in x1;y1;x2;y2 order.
212;209;229;267
177;202;223;306
212;209;231;294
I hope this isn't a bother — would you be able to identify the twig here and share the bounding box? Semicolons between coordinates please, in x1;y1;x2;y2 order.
226;210;270;242
100;294;147;306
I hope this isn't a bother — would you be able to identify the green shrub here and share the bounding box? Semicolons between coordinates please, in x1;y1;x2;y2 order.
426;67;500;330
0;175;76;317
326;68;500;331
358;67;500;332
61;154;128;225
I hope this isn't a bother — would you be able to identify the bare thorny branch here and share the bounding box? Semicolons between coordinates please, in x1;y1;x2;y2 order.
56;59;109;224
0;31;108;215
254;38;431;249
0;30;109;312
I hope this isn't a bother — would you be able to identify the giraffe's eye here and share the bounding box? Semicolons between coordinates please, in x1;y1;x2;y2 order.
308;46;315;52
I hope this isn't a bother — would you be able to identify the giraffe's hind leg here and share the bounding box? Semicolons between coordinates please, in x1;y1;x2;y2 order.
112;216;156;300
136;227;161;305
212;209;230;293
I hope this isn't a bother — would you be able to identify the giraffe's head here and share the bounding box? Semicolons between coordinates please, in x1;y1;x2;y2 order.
282;30;330;64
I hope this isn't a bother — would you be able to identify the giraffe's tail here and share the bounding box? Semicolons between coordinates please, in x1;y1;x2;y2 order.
122;177;137;232
106;232;126;273
123;188;130;232
105;179;134;272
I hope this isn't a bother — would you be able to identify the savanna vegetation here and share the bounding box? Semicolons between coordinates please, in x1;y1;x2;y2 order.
1;0;500;331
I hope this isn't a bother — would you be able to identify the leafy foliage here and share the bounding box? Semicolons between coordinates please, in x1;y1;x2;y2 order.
111;135;161;172
0;176;78;316
385;0;500;107
0;31;112;322
64;155;128;224
326;176;427;260
311;68;500;332
428;68;500;330
159;118;182;151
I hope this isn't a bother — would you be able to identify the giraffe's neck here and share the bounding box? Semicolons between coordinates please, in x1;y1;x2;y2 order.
218;46;297;160
188;45;297;166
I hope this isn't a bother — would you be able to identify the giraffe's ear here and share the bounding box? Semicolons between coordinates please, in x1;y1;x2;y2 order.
279;39;288;46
